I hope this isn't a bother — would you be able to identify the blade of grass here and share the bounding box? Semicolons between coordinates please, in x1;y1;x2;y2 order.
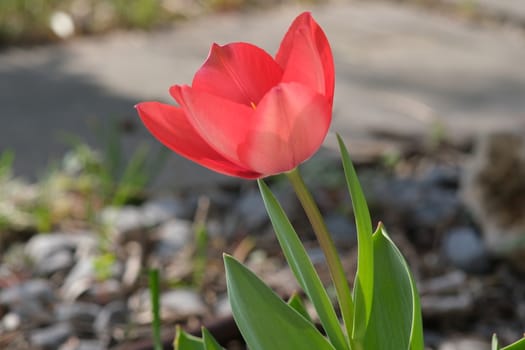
493;335;500;350
149;268;162;350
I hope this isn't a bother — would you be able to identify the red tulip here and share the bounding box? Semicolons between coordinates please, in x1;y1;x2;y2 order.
136;12;334;179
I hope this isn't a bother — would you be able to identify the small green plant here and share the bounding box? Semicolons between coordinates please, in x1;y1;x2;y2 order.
0;149;14;180
428;119;447;150
60;121;168;207
93;251;118;281
0;0;170;45
0;121;166;238
32;201;53;232
191;196;211;288
0;0;308;46
381;149;402;170
98;121;168;206
113;0;162;29
458;0;479;17
0;0;58;45
0;149;40;233
192;224;209;289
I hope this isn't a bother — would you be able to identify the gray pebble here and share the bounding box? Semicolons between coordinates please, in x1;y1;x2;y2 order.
0;279;54;306
25;232;97;264
421;293;473;317
36;250;75;276
62;258;121;301
101;206;142;232
234;189;269;231
154;219;193;259
55;302;101;336
1;312;21;331
85;279;123;303
94;300;128;339
422;165;459;189
142;196;190;225
324;213;357;245
214;294;231;318
233;187;297;233
0;278;54;327
62;258;96;300
26;233;74;263
99;206;144;242
68;339;106;350
413;188;459;228
30;323;73;350
160;289;207;320
10;300;54;326
443;227;489;273
419;271;466;295
439;337;490;350
307;248;326;265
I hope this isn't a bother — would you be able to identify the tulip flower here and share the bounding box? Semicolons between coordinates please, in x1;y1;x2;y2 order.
136;12;334;179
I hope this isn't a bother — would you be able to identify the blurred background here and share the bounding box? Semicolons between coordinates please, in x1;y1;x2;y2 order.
0;0;524;349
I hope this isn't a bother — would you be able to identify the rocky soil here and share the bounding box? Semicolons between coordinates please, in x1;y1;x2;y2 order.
1;131;524;350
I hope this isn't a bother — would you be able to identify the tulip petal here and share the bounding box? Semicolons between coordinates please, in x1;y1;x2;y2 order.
192;42;283;106
239;82;331;175
170;85;257;168
136;101;261;179
172;83;330;176
276;12;335;105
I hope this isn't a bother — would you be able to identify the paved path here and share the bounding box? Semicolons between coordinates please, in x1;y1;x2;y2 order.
1;1;524;188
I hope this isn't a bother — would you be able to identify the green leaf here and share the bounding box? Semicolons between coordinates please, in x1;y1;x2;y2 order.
501;337;525;350
258;180;349;350
363;225;424;350
287;293;312;322
174;326;204;350
337;134;374;340
202;327;224;350
224;254;336;350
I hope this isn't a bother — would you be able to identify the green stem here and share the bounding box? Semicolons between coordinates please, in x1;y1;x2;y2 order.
286;167;355;341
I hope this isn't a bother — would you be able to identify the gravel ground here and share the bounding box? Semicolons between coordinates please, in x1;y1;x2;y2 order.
1;131;524;350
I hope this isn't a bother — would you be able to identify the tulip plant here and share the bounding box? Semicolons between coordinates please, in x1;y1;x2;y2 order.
137;12;525;350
